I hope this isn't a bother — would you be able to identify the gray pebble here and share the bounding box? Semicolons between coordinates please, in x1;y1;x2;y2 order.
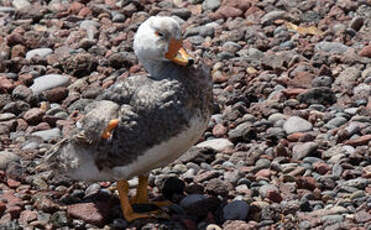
30;74;70;95
32;128;61;141
26;48;53;61
283;116;313;134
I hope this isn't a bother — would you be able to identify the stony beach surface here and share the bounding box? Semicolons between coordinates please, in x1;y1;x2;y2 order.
0;0;370;229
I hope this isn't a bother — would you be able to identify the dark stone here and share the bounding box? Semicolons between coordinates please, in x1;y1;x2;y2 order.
222;200;250;221
297;87;336;105
161;177;185;203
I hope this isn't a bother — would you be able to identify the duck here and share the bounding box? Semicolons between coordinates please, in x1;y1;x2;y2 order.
45;16;213;222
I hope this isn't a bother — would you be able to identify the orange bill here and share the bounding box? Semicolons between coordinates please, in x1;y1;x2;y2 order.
101;119;119;139
165;38;192;66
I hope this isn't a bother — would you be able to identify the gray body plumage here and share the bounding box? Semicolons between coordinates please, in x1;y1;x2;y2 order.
45;62;213;181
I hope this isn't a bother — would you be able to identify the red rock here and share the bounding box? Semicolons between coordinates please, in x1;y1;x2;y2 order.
19;210;38;225
16;118;28;131
67;202;111;227
212;124;227;137
43;87;68;102
23;108;44;125
355;210;371;223
297;176;317;190
313;162;330;175
255;169;272;178
288;72;314;89
0;192;23;207
7;178;21;188
222;0;251;11
68;1;84;14
359;45;371;58
78;7;92;17
6;32;25;46
18;73;33;86
344;135;371;146
362;166;371;178
266;188;282;203
102;79;114;89
129;64;141;73
213;6;243;19
0;77;14;92
31;122;51;132
244;5;264;19
11;44;26;58
7;205;22;218
287;132;305;142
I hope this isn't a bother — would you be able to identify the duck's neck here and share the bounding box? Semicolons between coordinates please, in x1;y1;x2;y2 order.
141;60;180;80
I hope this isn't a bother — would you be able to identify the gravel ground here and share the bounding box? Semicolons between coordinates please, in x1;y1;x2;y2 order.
0;0;371;229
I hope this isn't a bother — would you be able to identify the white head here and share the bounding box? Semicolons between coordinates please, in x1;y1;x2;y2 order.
134;16;193;76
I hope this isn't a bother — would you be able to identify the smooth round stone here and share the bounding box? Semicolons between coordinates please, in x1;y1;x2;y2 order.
80;20;100;29
12;0;30;9
0;151;20;170
315;41;349;54
325;117;347;129
0;7;15;13
26;48;53;60
292;142;318;161
202;0;221;11
280;40;295;49
255;159;271;170
303;157;324;164
32;128;61;141
283;116;313;134
268;113;286;123
30;74;70;94
0;113;16;121
84;183;101;197
222;200;250;221
196;138;233;152
180;194;207;209
344;108;358;115
308;104;326;112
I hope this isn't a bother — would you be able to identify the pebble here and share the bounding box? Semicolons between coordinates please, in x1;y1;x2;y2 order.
283;116;313;134
180;194;207;209
196;138;234;152
30;74;70;94
325;117;347;129
292;142;318;160
261;10;286;26
31;128;61;141
202;0;221;11
25;48;53;61
222;200;249;221
0;113;16;121
12;0;31;9
0;151;20;170
315;42;349;54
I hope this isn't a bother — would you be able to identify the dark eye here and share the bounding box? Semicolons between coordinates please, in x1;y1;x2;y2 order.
156;31;164;37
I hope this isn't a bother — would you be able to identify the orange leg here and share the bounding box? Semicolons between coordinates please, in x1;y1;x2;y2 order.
130;175;149;204
130;175;172;207
117;179;156;222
